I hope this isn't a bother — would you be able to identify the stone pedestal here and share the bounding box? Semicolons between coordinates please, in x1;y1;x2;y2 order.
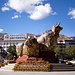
39;51;59;63
16;51;59;63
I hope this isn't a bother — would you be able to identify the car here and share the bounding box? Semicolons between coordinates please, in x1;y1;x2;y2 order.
0;50;7;58
0;56;4;64
59;59;67;63
66;60;75;66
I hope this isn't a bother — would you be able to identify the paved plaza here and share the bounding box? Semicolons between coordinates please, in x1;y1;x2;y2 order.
0;63;75;75
0;71;75;75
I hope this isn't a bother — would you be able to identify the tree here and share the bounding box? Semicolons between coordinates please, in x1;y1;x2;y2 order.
54;46;60;54
54;46;61;58
64;45;75;59
54;46;67;59
6;45;17;60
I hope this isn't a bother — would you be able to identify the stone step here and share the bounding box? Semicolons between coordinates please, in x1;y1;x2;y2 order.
50;63;75;71
52;67;75;69
52;69;75;71
52;65;75;69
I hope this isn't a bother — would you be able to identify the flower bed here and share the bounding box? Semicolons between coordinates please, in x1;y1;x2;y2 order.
13;60;50;71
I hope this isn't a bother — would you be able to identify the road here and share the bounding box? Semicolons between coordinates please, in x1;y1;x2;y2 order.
0;71;75;75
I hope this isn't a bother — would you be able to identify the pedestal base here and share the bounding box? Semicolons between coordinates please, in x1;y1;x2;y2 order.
39;51;59;63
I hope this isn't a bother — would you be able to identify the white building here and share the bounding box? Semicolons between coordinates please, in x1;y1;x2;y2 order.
0;33;37;51
0;34;27;51
4;34;27;40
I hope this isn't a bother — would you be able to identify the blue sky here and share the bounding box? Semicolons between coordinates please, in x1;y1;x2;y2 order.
0;0;75;36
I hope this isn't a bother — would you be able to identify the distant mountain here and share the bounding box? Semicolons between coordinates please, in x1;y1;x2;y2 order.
57;34;71;42
36;34;72;42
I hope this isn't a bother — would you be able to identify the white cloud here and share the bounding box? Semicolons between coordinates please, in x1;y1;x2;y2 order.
12;15;21;19
2;0;43;13
51;12;57;15
0;29;3;32
1;7;10;11
30;4;52;20
68;8;75;19
1;0;56;20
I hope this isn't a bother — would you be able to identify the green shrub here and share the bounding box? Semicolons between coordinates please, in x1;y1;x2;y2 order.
0;64;1;68
7;60;16;63
1;63;5;66
3;61;8;65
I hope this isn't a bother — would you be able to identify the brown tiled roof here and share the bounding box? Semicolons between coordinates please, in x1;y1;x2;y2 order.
65;40;75;42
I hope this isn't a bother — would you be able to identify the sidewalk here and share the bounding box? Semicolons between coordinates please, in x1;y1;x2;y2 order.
0;63;15;71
